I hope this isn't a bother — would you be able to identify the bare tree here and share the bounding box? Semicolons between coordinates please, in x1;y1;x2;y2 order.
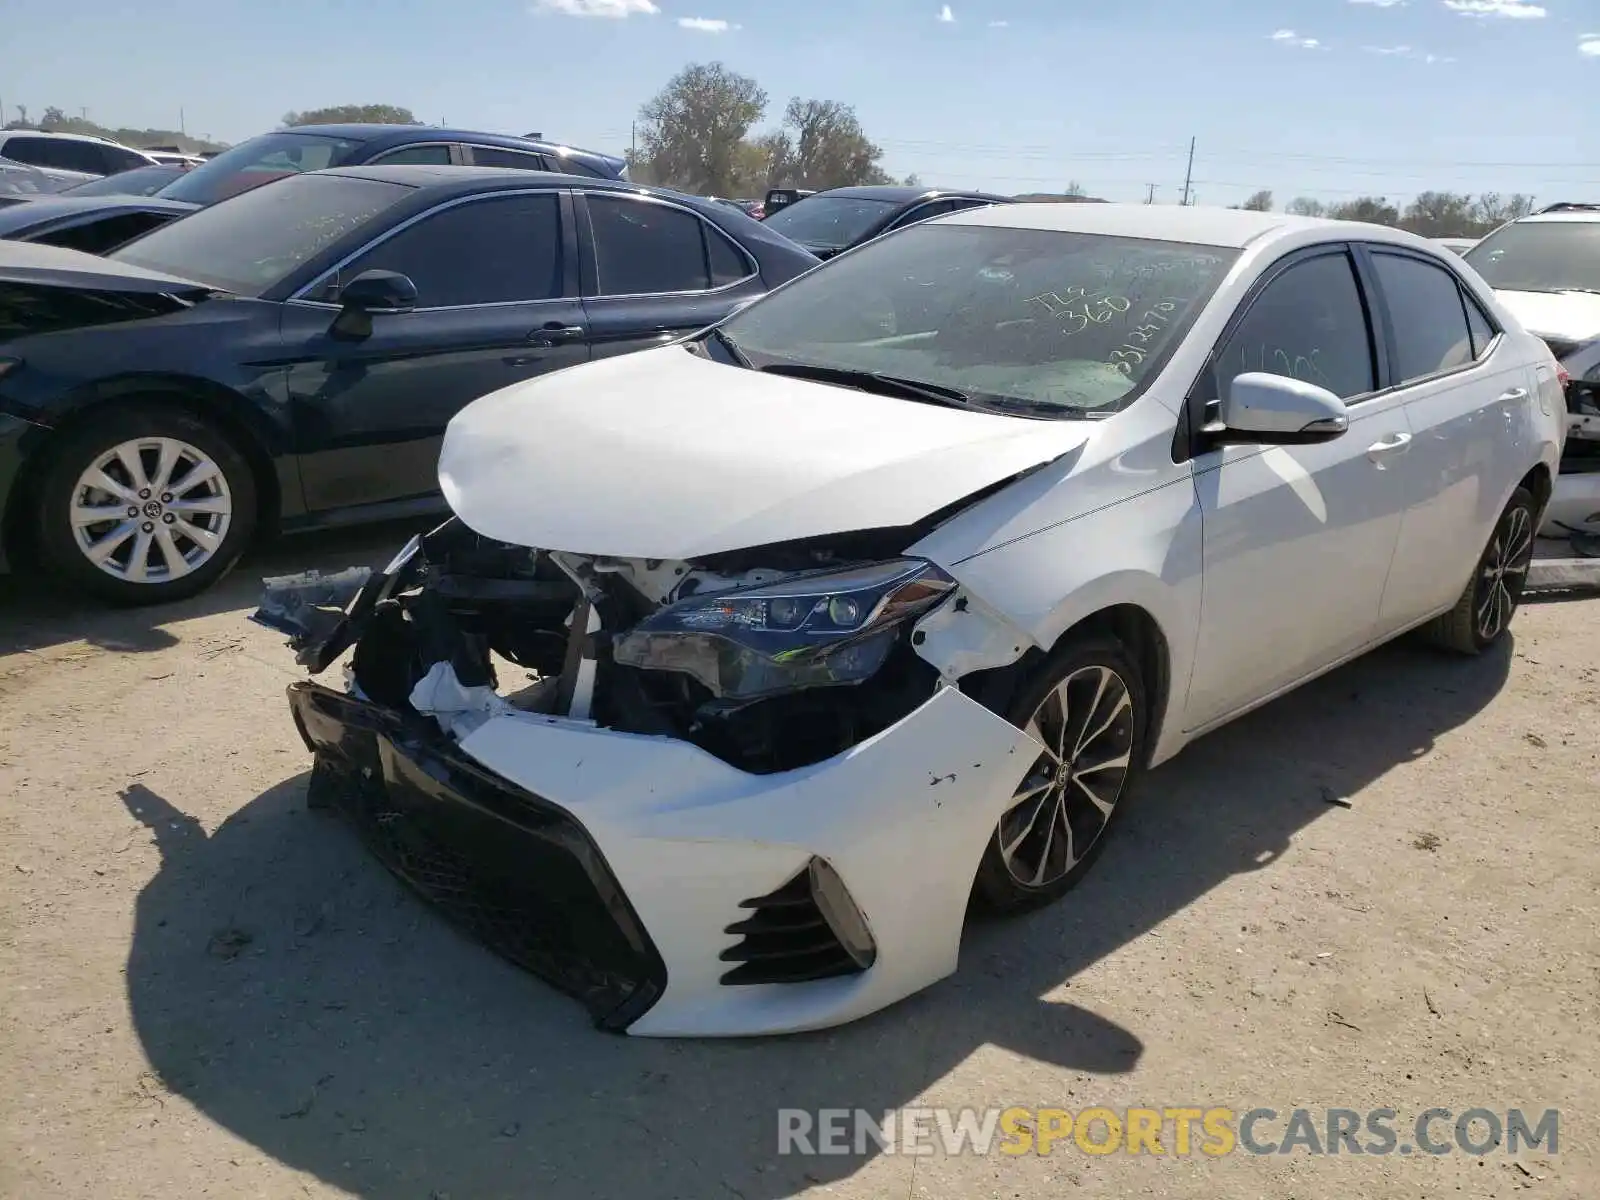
1327;196;1401;226
1285;197;1326;217
1238;189;1273;212
767;98;890;190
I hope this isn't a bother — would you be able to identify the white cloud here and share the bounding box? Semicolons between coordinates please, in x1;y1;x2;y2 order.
1362;43;1452;61
1271;28;1323;48
937;4;955;22
1441;0;1545;18
988;18;1009;26
1581;34;1600;55
1362;43;1410;52
1349;0;1406;6
533;0;658;15
677;15;734;31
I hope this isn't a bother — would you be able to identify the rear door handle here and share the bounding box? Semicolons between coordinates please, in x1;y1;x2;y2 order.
1366;431;1412;466
529;323;586;345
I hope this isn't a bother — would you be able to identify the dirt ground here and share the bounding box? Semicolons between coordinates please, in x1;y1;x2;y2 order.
1;524;1596;1200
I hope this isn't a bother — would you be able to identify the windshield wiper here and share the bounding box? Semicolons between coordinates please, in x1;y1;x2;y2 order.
757;362;974;409
708;327;752;367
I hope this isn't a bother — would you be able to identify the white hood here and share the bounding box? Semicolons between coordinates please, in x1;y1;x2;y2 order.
1495;289;1600;348
438;344;1092;559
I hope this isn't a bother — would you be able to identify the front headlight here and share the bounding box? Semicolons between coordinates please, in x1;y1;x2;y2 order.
612;558;956;701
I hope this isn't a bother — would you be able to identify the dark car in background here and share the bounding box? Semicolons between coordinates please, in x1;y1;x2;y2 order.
0;166;818;604
761;186;1014;259
0;194;195;254
156;124;628;207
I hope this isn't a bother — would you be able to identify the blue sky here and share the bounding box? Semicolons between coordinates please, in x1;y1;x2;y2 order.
5;0;1598;206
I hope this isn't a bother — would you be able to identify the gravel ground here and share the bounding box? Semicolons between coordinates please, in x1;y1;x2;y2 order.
1;525;1596;1199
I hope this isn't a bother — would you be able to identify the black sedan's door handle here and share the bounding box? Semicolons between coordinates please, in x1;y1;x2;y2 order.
528;322;586;345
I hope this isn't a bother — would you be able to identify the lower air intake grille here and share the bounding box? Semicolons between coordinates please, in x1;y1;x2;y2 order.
720;859;875;986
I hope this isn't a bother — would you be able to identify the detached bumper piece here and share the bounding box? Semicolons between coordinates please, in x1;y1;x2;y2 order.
288;680;666;1032
720;857;876;985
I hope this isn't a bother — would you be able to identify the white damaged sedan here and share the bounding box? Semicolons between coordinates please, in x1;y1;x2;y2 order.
265;203;1564;1037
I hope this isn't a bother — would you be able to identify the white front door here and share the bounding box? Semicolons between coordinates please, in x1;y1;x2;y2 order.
1182;248;1415;733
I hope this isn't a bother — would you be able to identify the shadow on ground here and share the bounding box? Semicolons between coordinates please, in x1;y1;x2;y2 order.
122;637;1511;1199
0;519;428;655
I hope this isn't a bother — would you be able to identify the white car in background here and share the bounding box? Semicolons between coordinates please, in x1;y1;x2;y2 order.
272;203;1564;1037
0;130;158;194
1464;204;1600;543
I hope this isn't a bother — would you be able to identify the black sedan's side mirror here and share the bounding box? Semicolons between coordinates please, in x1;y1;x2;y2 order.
330;270;417;340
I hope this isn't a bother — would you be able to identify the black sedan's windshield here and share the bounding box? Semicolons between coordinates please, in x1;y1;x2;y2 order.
1464;221;1600;294
763;195;898;250
157;131;365;206
61;165;186;197
111;173;413;296
717;223;1238;415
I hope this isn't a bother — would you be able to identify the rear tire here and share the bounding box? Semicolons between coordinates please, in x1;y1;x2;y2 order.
35;402;257;607
1423;486;1536;655
971;633;1149;915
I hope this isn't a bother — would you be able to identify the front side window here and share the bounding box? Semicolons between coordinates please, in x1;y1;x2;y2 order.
762;195;898;251
371;144;454;166
468;146;551;171
1464;220;1600;295
329;193;562;307
587;194;717;295
719;223;1239;415
112;173;413;296
1214;252;1375;401
1370;252;1473;383
157;132;365;205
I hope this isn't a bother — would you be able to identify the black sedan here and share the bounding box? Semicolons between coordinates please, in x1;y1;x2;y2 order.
760;185;1014;259
0;194;196;254
0;166;819;604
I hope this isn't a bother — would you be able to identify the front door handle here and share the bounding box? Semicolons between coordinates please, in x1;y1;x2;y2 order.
529;323;586;345
1366;431;1412;466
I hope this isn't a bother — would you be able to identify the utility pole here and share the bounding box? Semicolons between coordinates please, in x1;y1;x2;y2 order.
630;121;637;160
179;106;186;135
1180;136;1195;207
1145;183;1157;205
80;106;88;120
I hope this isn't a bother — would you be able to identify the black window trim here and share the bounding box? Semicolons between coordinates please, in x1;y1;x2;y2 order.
1355;241;1504;395
573;189;758;301
286;187;579;311
364;140;465;167
1175;242;1387;465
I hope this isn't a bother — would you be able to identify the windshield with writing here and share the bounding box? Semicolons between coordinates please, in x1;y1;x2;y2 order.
762;196;898;249
112;174;412;296
719;223;1238;415
1464;221;1600;294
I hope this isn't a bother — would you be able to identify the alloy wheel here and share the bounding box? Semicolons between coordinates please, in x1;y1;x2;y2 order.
1475;502;1534;642
69;437;233;585
998;664;1135;888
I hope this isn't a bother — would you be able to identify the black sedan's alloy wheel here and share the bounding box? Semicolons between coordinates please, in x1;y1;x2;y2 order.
973;633;1149;914
36;402;257;606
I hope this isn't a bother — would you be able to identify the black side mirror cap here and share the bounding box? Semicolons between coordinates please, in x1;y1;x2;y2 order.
337;269;418;314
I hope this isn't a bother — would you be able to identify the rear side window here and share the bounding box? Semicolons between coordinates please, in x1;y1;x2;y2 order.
548;155;606;178
333;193;562;306
1371;252;1473;383
101;144;152;174
1463;291;1498;359
587;194;721;295
467;146;551;171
1215;251;1376;400
708;223;753;285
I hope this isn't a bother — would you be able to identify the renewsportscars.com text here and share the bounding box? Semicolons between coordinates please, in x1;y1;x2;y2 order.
777;1106;1559;1158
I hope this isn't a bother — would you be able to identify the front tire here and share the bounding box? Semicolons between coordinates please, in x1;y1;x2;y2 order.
972;633;1149;915
35;402;258;606
1424;486;1536;655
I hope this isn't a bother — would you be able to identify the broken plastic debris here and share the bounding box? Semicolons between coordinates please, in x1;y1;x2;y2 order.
250;567;373;643
408;661;514;728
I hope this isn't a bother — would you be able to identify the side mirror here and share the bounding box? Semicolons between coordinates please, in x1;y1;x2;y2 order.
1210;372;1350;446
338;270;417;314
330;270;416;341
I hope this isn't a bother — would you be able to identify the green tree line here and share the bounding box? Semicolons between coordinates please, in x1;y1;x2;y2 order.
2;105;227;153
1235;189;1537;238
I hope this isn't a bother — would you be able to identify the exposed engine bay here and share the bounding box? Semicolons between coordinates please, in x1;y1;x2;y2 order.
255;517;977;775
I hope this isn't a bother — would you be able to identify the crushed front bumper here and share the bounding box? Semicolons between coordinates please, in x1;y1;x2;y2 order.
289;677;1037;1037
